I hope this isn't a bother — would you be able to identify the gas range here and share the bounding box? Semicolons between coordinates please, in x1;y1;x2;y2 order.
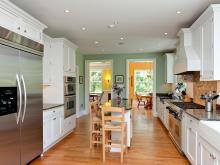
166;101;204;153
167;101;205;120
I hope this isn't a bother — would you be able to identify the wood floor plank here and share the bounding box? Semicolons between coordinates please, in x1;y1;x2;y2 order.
31;108;190;165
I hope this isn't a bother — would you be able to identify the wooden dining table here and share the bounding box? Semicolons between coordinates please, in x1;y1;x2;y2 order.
140;95;153;109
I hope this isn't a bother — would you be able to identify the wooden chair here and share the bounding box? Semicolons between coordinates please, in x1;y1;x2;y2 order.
136;93;146;109
101;106;127;163
89;101;102;149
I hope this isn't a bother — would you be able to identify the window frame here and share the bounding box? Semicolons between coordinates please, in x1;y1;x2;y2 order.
134;69;153;95
89;69;103;93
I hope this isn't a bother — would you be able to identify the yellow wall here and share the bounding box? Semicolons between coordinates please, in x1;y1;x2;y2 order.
102;68;112;91
129;62;153;100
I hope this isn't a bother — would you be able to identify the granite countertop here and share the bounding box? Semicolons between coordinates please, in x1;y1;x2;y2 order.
185;105;220;121
43;104;64;111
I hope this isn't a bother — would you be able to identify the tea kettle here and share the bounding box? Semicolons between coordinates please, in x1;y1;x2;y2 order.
200;91;219;112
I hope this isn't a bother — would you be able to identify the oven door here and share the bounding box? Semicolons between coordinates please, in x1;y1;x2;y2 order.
64;83;76;95
168;112;182;150
64;95;76;118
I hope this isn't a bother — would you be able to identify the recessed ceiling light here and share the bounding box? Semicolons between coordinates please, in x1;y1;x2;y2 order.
176;11;181;14
94;41;99;44
64;9;70;13
108;21;119;28
81;27;86;31
164;32;168;36
139;48;144;51
120;37;124;40
108;24;115;28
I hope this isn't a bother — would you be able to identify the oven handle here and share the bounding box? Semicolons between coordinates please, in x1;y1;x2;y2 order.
166;106;179;119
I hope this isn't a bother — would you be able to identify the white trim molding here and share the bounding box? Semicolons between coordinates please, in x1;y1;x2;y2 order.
126;59;157;117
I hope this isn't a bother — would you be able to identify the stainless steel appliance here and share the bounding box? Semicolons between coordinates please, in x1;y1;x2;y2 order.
64;76;76;118
200;91;219;112
166;102;204;153
0;26;43;165
64;76;76;95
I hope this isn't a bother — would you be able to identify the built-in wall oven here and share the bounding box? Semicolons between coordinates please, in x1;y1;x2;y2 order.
64;76;76;118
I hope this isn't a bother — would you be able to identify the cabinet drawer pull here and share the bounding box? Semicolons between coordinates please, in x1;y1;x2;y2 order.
17;27;20;30
53;118;56;120
24;30;27;33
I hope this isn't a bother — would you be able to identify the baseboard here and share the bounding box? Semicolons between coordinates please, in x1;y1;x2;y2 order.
43;130;73;153
77;109;88;118
153;112;158;117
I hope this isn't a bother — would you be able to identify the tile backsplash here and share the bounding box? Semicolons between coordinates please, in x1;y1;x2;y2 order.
177;72;218;106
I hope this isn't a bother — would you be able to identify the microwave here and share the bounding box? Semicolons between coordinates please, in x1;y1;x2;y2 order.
64;76;76;96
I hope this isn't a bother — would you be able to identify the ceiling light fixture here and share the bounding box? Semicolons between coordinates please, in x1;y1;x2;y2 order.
108;24;115;28
81;27;86;31
139;48;144;51
94;41;99;44
64;9;70;13
120;37;124;40
176;11;181;14
108;20;119;28
164;32;168;36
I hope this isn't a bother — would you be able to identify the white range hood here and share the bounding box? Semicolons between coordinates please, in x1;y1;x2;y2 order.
174;28;200;75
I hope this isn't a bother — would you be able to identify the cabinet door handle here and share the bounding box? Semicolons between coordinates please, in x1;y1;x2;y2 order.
17;27;20;30
24;30;27;33
53;118;56;120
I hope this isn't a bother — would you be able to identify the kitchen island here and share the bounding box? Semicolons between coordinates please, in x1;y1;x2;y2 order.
101;98;133;151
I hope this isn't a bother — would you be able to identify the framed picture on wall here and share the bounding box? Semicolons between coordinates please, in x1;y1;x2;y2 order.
79;76;84;84
115;75;124;84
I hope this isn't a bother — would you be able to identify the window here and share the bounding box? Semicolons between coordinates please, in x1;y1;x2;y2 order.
90;70;102;93
134;70;153;95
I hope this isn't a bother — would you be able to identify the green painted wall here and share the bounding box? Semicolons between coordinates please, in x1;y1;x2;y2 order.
76;51;172;111
76;49;85;111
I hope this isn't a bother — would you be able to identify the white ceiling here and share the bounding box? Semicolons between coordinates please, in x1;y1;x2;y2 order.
10;0;220;55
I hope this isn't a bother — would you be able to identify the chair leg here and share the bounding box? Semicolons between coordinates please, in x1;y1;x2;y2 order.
121;130;124;163
102;130;106;162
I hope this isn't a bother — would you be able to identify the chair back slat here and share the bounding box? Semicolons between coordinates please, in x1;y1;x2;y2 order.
101;106;124;122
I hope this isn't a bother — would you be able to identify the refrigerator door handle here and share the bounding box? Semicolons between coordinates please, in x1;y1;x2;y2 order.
21;74;27;123
16;74;22;124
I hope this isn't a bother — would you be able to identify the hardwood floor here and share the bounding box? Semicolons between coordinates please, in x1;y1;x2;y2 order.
31;108;189;165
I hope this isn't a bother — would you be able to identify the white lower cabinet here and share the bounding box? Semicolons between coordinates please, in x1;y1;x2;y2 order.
63;115;76;136
182;113;220;165
182;113;198;165
43;106;76;152
197;135;220;165
198;136;216;165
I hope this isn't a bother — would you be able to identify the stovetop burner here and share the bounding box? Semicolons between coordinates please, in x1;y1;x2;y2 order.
170;102;205;109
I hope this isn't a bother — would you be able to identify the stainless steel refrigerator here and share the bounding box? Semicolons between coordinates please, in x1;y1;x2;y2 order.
0;26;43;165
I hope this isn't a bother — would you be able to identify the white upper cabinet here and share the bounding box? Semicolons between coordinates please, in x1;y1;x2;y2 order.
61;39;77;76
191;5;220;80
0;0;47;43
52;38;78;77
165;53;175;83
43;34;53;85
63;44;76;76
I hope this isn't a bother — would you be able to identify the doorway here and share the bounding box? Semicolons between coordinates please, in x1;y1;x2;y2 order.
126;59;157;116
85;60;113;114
